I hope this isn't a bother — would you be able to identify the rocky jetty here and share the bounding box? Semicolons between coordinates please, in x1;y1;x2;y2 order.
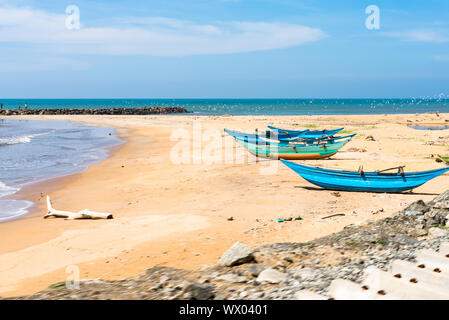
7;191;449;300
0;107;191;116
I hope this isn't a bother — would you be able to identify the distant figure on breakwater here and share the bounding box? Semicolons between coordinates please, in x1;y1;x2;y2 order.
25;104;28;110
18;104;21;110
0;104;3;110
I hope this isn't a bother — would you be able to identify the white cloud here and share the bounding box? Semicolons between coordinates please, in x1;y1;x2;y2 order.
0;57;91;72
434;55;449;62
0;5;326;56
385;29;449;43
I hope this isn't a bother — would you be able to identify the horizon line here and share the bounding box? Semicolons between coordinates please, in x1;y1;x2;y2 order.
1;97;448;100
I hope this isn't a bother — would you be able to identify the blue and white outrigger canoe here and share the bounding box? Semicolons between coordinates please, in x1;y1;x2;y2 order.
281;159;449;193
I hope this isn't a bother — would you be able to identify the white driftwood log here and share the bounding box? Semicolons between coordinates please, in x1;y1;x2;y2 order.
44;196;113;220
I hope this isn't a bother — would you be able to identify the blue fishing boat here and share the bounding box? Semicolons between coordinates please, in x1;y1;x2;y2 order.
225;130;354;160
235;137;353;160
233;132;356;147
224;129;354;145
281;160;449;193
268;126;344;139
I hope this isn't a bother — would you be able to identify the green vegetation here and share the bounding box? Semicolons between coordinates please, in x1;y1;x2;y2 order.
344;241;359;247
439;156;449;164
388;136;420;140
303;124;318;128
431;224;449;230
48;281;66;290
297;241;313;247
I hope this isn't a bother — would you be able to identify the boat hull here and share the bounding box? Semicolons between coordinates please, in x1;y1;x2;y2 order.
265;152;337;160
281;160;449;193
237;138;351;160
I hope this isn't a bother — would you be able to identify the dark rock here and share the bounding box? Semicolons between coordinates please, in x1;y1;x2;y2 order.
402;200;429;215
428;190;449;207
248;265;266;277
181;281;214;300
331;192;341;197
423;209;448;226
390;234;419;246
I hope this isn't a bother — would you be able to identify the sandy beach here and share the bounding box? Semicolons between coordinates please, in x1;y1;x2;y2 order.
1;113;449;297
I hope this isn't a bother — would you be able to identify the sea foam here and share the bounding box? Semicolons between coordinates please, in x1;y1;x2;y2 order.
0;181;18;198
0;130;54;146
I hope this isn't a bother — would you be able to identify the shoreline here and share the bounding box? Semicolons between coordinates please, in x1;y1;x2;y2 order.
1;113;449;297
0;119;125;224
2;140;126;222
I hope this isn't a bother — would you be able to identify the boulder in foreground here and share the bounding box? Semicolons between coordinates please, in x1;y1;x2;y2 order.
256;268;287;284
218;242;254;267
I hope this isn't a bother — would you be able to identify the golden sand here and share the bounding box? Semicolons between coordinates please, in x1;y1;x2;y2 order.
0;113;448;296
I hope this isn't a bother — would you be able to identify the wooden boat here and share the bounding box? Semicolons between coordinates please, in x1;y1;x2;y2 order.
281;159;449;193
234;135;354;160
268;125;344;139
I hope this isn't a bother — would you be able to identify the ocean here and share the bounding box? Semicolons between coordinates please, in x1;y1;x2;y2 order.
0;119;122;222
1;98;449;115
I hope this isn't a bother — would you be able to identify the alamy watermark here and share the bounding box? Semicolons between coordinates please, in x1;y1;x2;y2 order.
63;4;380;31
65;5;80;30
65;265;80;289
169;121;279;175
365;5;380;30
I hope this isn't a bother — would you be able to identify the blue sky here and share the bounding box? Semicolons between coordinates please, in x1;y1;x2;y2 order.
0;0;448;98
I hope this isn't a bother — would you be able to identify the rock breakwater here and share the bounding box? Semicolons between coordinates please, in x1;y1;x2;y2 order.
0;107;191;116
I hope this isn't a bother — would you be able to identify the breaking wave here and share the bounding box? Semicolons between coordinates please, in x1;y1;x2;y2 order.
0;181;18;198
0;130;54;146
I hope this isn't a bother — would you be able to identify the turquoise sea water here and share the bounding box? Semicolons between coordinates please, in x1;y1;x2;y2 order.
1;98;449;115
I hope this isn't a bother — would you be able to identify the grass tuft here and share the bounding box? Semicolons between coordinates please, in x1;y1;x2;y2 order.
48;281;66;290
